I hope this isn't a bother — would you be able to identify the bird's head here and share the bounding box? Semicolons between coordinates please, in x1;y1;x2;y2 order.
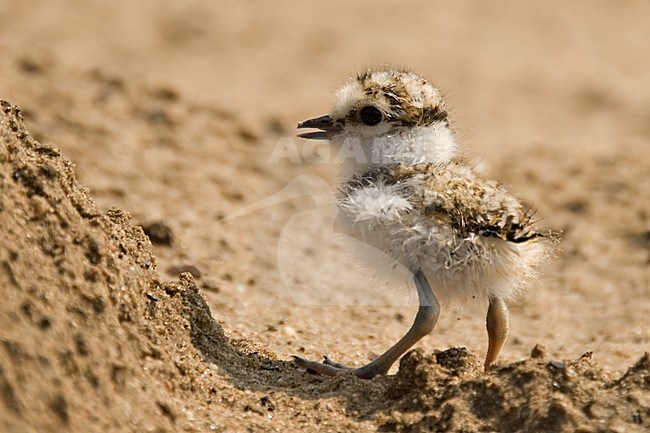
298;68;458;173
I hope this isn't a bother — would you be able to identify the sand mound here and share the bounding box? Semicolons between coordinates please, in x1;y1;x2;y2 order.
1;101;648;432
0;101;245;432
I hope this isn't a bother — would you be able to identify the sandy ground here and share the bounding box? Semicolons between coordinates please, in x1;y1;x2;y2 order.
0;1;649;432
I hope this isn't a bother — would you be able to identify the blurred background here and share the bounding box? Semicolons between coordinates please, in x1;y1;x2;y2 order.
0;0;648;371
3;0;649;149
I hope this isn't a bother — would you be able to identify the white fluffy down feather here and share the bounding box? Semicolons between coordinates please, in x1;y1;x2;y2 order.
339;183;412;224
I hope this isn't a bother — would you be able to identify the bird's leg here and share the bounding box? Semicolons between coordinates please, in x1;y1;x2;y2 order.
293;270;440;379
485;296;509;368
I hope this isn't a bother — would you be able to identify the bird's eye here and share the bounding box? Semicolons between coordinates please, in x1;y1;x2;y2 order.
359;106;383;126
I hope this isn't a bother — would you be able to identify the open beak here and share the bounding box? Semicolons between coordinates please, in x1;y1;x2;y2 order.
297;115;341;140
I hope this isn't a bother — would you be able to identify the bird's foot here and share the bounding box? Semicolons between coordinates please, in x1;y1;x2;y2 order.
292;356;379;379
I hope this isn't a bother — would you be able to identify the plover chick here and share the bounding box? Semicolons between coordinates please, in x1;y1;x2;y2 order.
294;68;556;379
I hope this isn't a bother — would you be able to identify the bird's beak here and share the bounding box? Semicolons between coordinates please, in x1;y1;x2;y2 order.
297;115;341;140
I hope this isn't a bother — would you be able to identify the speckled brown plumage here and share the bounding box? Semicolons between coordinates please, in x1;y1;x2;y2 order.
341;162;549;243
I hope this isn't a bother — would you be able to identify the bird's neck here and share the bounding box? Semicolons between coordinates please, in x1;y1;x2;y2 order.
336;124;458;177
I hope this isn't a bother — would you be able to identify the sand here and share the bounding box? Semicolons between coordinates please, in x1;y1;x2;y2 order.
0;1;648;432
